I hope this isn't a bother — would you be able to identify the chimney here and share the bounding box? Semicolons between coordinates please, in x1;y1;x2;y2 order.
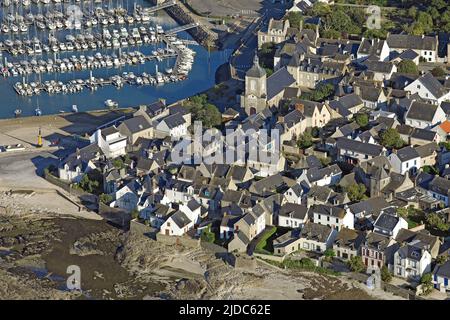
278;115;284;123
354;85;361;96
295;103;304;113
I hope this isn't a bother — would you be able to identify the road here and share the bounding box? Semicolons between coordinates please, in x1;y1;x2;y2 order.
0;149;72;189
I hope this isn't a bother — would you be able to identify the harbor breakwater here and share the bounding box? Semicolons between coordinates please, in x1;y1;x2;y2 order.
150;0;218;48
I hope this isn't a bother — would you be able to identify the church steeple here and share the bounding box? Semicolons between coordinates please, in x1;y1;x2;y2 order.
246;52;266;78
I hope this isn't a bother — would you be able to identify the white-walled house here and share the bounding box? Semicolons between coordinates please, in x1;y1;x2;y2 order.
161;179;193;205
155;113;188;140
298;222;338;253
404;101;446;129
393;243;432;281
298;164;342;187
432;261;450;293
373;211;408;238
356;38;390;62
160;210;194;236
386;34;438;63
404;73;450;105
388;146;421;175
283;183;304;204
90;126;127;159
278;203;309;229
58;144;102;183
112;180;142;212
427;176;450;206
179;199;202;224
311;205;354;231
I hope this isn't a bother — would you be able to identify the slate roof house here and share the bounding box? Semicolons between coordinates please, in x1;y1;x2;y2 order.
58;144;103;183
404;73;450;105
298;221;338;253
160;210;194;236
393;241;432;281
432;260;450;293
395;228;441;259
386;34;438;63
258;18;290;48
361;231;396;269
278;203;309;229
373;211;408;238
427;176;450;206
404;100;446;129
333;227;365;260
356;38;390;62
118;116;152;146
336;137;385;165
311;204;354;231
387;146;421;175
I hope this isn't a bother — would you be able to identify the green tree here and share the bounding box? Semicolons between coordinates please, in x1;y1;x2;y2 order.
200;226;216;243
355;113;369;128
324;249;335;259
420;273;433;295
78;173;99;193
113;158;124;169
260;42;275;55
303;83;335;102
380;128;405;149
346;183;367;202
407;6;418;20
286;12;303;29
397;60;419;75
99;193;113;204
426;213;450;232
311;127;320;138
185;94;222;128
396;207;409;219
436;255;448;265
131;208;139;220
297;131;313;149
348;256;366;273
381;266;392;283
431;66;446;77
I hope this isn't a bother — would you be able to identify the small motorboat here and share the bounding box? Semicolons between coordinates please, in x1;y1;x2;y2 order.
35;107;42;116
72;105;78;112
14;109;22;117
104;99;118;109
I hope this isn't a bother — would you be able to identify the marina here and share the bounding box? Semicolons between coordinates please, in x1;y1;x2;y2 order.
0;3;178;34
0;0;230;117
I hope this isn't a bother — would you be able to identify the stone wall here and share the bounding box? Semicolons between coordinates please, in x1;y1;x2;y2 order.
98;202;131;229
164;2;217;47
156;232;200;248
253;252;286;263
129;219;158;239
233;253;257;270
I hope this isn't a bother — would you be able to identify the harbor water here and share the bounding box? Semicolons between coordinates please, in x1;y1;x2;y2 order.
0;0;231;118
